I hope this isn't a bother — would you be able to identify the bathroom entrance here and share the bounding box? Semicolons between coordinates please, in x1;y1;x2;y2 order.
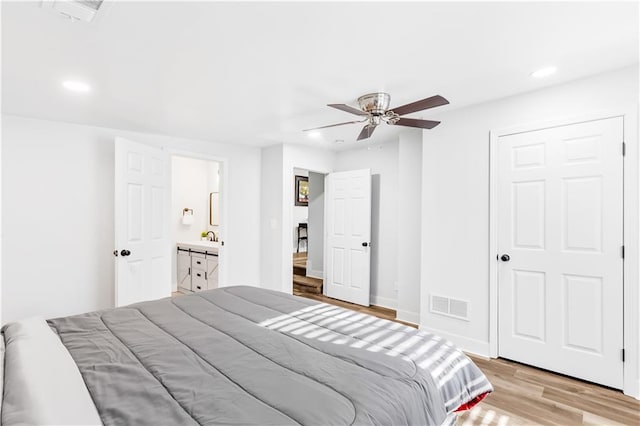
171;154;225;294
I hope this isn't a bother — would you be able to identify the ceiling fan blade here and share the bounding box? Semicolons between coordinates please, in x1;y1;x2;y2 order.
394;117;441;129
328;103;369;116
390;95;449;116
357;124;376;141
303;119;366;132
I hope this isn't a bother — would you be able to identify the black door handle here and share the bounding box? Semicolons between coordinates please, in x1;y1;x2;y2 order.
120;249;131;257
362;242;368;247
500;254;510;262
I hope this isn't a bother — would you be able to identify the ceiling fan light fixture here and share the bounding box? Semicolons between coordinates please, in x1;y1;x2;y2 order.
357;93;390;115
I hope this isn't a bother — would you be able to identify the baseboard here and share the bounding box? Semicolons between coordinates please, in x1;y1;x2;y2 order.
305;259;323;280
419;325;490;358
625;380;640;400
371;295;397;310
306;269;324;280
396;309;420;326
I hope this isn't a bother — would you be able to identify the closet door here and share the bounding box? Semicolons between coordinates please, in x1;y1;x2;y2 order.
497;117;623;388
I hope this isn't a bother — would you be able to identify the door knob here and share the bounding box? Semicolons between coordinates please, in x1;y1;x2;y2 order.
500;254;510;262
120;249;131;257
362;242;369;247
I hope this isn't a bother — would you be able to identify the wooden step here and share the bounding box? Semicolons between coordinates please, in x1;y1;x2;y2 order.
293;274;322;294
293;255;307;276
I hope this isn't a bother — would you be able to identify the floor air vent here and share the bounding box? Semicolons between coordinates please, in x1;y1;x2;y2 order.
430;294;469;321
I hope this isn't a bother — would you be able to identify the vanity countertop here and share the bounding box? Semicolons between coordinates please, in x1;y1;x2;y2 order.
177;241;219;254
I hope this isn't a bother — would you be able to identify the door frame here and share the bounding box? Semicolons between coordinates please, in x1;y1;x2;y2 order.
283;166;332;295
488;107;639;398
168;149;229;288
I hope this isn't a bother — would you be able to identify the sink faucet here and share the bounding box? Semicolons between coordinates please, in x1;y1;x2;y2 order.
206;231;217;242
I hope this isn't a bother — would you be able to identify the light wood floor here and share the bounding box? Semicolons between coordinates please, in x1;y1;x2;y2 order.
295;292;640;426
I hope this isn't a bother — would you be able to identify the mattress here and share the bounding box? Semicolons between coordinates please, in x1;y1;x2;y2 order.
1;286;492;425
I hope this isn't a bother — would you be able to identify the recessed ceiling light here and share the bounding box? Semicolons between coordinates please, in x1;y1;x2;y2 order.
530;66;557;79
62;80;91;93
307;131;321;139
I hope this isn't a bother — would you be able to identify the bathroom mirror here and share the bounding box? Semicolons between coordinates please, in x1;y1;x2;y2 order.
209;192;220;226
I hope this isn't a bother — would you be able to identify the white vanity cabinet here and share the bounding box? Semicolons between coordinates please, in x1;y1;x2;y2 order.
177;250;192;292
177;243;219;293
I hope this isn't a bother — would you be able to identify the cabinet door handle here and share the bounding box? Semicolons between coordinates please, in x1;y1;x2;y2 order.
205;272;208;280
188;267;191;275
196;286;201;290
196;273;202;277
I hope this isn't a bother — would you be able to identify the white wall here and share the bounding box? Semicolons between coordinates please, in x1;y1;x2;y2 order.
2;115;262;323
420;66;639;394
292;168;308;252
307;171;325;279
172;156;215;243
396;131;423;324
259;144;284;291
334;141;399;308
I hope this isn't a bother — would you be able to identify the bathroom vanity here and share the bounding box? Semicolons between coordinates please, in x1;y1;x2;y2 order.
177;241;219;293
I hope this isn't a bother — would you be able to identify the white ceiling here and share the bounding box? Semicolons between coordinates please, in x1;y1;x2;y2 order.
2;1;638;150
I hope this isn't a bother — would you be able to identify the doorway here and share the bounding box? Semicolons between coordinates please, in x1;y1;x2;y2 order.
492;116;624;389
291;168;325;295
171;154;225;293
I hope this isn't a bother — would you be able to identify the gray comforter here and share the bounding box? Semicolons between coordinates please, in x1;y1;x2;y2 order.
43;286;491;426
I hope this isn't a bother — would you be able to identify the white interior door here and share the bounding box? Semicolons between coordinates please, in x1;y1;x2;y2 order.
115;137;171;306
497;117;624;388
325;169;371;306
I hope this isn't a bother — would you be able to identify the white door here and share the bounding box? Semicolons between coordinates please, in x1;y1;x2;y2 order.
325;169;372;306
115;137;171;306
497;117;623;388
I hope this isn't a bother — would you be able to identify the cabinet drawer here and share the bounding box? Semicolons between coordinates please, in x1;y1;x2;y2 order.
191;254;206;271
192;270;207;292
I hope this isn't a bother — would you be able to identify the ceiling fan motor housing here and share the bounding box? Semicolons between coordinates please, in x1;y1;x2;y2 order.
358;93;390;116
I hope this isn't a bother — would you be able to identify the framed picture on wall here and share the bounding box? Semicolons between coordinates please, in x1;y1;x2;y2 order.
295;175;309;206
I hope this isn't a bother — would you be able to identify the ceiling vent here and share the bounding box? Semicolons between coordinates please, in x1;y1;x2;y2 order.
41;0;104;23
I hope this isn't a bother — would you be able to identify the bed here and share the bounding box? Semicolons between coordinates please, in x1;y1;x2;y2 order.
1;286;492;425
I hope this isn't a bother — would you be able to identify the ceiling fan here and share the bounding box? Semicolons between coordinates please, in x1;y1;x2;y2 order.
304;93;449;141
